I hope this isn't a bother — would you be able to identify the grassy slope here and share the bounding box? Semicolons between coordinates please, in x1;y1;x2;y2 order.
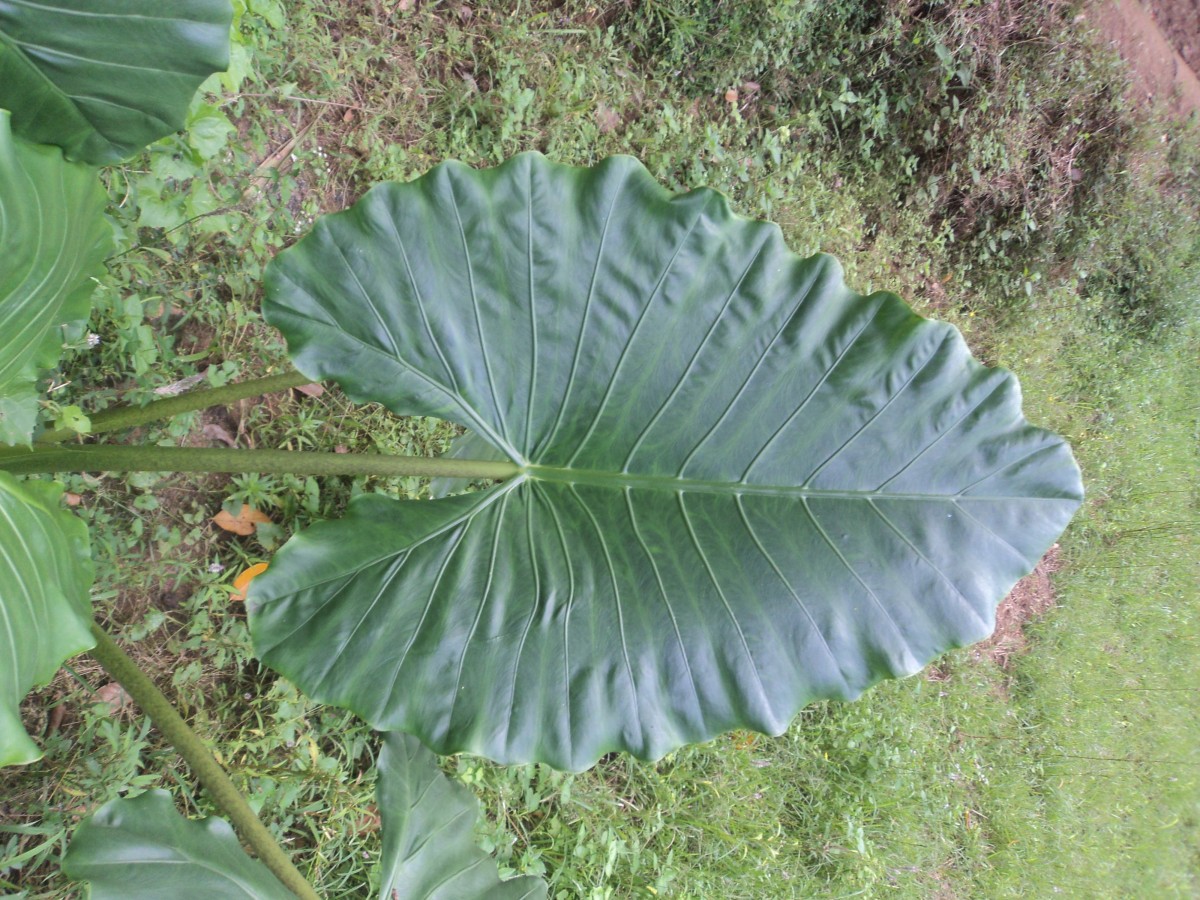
2;1;1197;897
988;319;1200;897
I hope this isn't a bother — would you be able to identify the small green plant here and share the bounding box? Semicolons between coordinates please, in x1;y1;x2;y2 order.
0;4;1084;896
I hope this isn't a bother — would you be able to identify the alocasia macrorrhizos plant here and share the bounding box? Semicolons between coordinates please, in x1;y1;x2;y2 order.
250;152;1083;770
0;0;233;446
0;0;233;166
0;472;95;767
0;149;1082;895
60;734;546;899
0;111;111;445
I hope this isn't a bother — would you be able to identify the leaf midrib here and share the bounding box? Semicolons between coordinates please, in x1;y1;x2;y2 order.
521;464;1065;501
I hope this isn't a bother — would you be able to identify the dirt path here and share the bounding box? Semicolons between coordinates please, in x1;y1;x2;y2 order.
1147;0;1200;72
982;0;1198;661
1084;0;1200;117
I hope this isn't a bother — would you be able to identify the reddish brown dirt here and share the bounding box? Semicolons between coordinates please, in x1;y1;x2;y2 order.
1146;0;1200;72
961;1;1196;668
977;545;1063;669
1084;0;1200;117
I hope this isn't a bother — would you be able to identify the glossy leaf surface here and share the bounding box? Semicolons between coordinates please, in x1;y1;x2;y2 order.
252;153;1083;770
62;790;292;899
0;0;232;164
0;112;109;446
377;732;547;899
0;471;94;766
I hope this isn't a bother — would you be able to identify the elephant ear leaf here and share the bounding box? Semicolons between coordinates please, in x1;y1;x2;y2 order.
0;112;110;447
62;790;293;899
0;471;94;767
0;0;232;165
377;732;547;900
251;152;1084;771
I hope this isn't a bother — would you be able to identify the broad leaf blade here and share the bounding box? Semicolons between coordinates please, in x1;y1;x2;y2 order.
377;732;547;900
0;111;110;446
62;790;293;899
252;153;1083;770
0;471;94;766
0;0;232;165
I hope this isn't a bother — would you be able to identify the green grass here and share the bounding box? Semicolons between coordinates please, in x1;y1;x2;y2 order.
3;0;1199;896
985;318;1200;897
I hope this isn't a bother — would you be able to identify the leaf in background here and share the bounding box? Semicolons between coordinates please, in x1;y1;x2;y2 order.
184;101;236;161
62;790;293;899
213;504;271;536
377;732;547;900
93;682;131;715
0;471;94;766
0;394;35;446
0;112;110;446
0;0;233;165
251;153;1083;770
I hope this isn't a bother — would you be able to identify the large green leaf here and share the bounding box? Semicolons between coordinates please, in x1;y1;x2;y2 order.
61;790;293;899
0;0;232;165
251;153;1083;770
377;732;547;899
0;471;94;766
0;111;109;446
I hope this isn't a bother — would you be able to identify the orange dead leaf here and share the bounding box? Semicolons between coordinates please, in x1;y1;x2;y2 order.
294;382;325;398
213;504;272;536
95;682;131;714
63;492;84;507
231;562;269;602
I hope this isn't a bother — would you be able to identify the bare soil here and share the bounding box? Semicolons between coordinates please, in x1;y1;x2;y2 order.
975;0;1200;664
1085;0;1200;117
977;545;1063;669
1146;0;1200;72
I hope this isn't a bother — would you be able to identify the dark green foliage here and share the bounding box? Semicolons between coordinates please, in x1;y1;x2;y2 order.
611;0;1145;299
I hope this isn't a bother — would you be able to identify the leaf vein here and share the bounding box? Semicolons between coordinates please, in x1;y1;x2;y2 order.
676;492;773;720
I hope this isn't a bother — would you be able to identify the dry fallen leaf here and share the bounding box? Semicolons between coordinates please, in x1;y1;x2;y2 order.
44;700;67;738
62;492;84;507
95;683;131;714
202;422;238;447
154;371;207;396
354;807;381;835
294;382;326;398
213;505;272;536
231;562;269;602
